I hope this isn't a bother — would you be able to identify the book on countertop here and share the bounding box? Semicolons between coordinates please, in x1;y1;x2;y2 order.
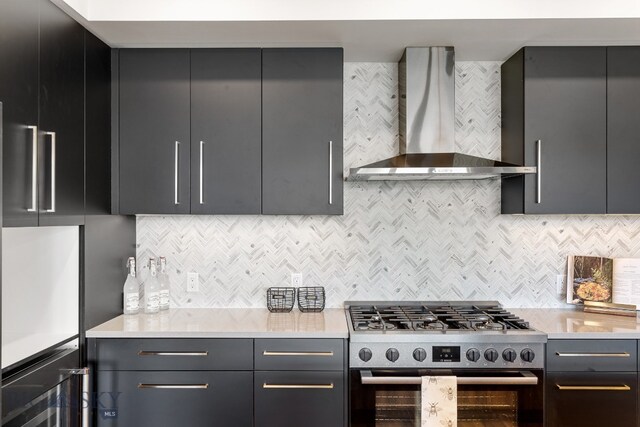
567;255;640;309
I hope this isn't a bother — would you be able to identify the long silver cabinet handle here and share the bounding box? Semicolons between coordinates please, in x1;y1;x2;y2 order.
360;370;538;386
263;383;334;390
556;384;631;391
262;351;334;357
555;352;630;358
199;140;204;204
535;139;541;204
328;140;333;205
174;141;180;205
138;351;209;357
45;131;56;212
138;384;209;389
27;125;37;212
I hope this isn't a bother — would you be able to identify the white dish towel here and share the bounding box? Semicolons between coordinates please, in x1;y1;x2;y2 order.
421;375;457;427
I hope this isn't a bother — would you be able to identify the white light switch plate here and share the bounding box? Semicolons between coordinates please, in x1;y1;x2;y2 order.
187;272;199;293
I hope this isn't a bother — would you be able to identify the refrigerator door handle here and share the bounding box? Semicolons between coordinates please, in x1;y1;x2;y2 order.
61;367;90;427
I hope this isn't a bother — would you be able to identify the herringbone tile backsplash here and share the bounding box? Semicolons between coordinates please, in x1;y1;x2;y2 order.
137;62;640;309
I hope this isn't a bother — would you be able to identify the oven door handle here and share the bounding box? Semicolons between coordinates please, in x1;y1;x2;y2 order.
359;370;539;386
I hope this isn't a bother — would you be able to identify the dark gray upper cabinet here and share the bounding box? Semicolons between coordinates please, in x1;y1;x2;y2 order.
501;47;607;214
38;0;85;226
262;48;344;215
85;30;112;216
607;47;640;214
119;49;191;215
190;49;262;214
0;0;40;227
0;0;86;227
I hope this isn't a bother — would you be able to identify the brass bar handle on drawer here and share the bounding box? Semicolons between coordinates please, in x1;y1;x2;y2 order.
263;383;334;390
138;351;209;356
138;384;209;389
555;352;631;358
556;384;631;391
262;351;334;357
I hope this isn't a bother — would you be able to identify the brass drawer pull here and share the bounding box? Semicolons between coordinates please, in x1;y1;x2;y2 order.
138;351;209;357
138;384;209;389
263;383;334;390
262;351;334;357
556;384;631;391
555;352;630;358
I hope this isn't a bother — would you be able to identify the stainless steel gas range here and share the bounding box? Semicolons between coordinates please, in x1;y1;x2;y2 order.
346;301;546;426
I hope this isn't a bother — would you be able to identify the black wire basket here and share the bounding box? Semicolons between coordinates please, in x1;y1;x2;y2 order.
266;287;296;313
297;286;325;312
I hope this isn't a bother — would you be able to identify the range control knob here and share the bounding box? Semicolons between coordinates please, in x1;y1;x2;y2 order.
386;348;400;363
521;348;536;363
358;348;373;362
502;348;517;363
484;348;499;363
413;348;427;362
466;348;481;362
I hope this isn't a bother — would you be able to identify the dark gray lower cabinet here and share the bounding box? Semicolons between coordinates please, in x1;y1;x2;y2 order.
254;371;345;427
546;372;637;427
91;338;347;426
96;371;253;427
545;339;639;427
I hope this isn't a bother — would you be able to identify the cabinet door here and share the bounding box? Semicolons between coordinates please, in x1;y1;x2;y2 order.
546;372;637;427
523;47;607;214
607;47;640;214
190;49;262;214
85;30;112;215
254;371;345;427
38;0;86;226
119;49;190;214
0;0;39;227
96;371;253;427
262;48;343;215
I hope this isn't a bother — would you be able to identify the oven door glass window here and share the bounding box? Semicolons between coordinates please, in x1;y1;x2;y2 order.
350;370;543;427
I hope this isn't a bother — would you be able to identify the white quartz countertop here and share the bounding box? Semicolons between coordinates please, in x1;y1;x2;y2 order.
86;308;349;339
510;307;640;339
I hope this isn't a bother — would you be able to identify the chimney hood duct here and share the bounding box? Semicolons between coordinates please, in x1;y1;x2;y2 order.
349;47;536;181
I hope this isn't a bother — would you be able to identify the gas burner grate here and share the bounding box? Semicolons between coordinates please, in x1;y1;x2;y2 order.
348;302;533;333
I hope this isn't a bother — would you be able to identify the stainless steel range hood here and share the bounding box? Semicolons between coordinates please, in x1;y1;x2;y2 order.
349;47;536;181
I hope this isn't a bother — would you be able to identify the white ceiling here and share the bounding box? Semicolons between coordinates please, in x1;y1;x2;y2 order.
53;0;640;62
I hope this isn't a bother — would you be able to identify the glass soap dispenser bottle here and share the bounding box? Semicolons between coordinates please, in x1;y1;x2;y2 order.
123;257;140;315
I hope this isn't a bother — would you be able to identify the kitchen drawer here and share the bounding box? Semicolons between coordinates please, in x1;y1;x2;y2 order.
96;338;253;371
547;339;637;372
96;370;252;426
254;371;345;427
546;372;637;427
254;339;345;371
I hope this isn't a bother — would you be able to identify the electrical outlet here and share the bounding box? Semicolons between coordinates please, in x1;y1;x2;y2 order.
291;272;303;287
556;274;566;295
187;272;199;293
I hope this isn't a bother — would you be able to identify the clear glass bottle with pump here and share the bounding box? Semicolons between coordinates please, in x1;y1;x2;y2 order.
123;257;140;315
158;257;170;311
143;258;160;314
